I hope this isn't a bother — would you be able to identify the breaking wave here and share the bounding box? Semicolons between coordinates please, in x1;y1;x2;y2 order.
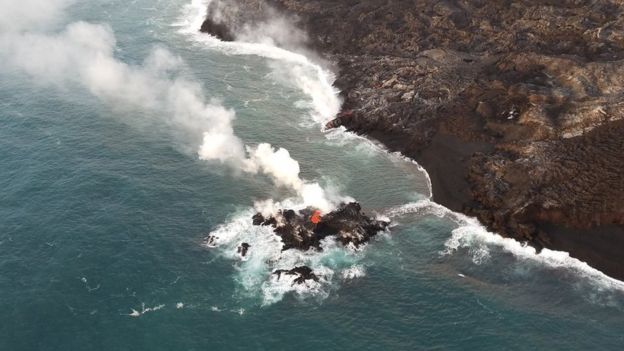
386;200;624;293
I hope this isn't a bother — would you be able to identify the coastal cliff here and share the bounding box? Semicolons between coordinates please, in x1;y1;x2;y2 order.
201;0;624;280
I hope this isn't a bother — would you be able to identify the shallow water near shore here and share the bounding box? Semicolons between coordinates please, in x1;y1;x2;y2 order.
1;1;624;350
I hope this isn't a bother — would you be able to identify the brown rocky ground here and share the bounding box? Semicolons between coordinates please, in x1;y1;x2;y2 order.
201;0;624;280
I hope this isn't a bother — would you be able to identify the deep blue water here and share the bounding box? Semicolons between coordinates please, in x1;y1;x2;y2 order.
1;1;624;350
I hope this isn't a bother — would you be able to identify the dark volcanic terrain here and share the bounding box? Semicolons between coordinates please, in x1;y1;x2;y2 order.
201;0;624;280
252;202;389;252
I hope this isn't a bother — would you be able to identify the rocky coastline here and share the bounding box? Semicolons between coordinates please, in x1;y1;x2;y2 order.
201;0;624;280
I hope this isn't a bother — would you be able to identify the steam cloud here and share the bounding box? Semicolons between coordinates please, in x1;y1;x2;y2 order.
0;0;73;32
194;0;341;123
0;0;336;212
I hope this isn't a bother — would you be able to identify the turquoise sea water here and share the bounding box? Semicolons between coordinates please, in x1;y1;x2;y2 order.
1;1;624;350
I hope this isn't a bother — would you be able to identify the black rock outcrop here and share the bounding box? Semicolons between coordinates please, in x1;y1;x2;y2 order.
273;266;320;285
237;242;250;257
253;202;389;252
207;203;387;284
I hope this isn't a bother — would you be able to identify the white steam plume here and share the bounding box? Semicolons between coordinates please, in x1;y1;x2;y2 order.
1;20;247;165
0;0;336;212
0;0;73;32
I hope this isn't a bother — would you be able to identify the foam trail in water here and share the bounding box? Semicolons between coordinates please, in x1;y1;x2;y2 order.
128;303;166;317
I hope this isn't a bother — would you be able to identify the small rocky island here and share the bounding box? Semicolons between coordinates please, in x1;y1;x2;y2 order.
253;202;389;251
208;202;389;284
258;202;388;284
200;0;624;280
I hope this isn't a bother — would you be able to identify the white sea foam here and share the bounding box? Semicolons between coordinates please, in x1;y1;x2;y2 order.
342;265;366;280
385;199;448;219
205;198;368;305
128;303;166;317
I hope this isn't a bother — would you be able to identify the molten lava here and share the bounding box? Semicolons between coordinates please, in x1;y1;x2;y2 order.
310;210;322;224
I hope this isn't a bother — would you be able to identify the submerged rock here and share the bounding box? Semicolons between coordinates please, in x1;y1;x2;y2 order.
205;235;218;247
237;242;250;257
253;202;389;252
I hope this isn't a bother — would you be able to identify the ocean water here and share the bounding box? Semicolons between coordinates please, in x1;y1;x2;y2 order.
1;1;623;350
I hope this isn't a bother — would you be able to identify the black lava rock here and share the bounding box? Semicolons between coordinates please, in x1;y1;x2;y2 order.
252;202;389;252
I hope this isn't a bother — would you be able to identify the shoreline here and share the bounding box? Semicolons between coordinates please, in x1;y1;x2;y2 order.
198;0;624;281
